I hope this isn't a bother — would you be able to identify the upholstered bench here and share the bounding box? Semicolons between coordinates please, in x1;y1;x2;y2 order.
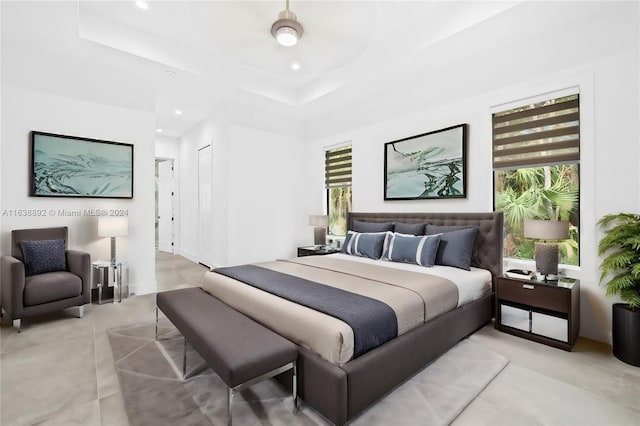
155;287;298;426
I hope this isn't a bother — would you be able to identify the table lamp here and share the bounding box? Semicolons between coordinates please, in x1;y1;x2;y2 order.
524;219;570;281
98;216;128;265
309;215;328;247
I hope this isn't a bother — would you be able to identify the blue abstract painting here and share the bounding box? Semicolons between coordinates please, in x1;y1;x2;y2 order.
31;132;133;198
384;124;467;200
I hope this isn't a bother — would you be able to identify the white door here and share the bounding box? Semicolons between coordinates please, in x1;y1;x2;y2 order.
157;160;174;253
198;145;213;267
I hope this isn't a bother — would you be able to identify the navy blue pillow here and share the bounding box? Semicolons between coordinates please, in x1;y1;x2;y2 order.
342;231;387;259
382;233;441;266
352;220;395;233
394;223;425;236
21;239;67;276
426;226;478;270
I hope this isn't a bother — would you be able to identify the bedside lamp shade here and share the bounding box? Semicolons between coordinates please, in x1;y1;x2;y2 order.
98;217;128;238
524;219;569;241
309;215;328;247
524;219;569;280
98;217;128;265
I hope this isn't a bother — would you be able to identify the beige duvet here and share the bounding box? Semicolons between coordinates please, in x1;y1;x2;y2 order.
202;256;458;365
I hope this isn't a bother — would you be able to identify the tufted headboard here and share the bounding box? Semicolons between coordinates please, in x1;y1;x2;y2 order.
347;212;503;288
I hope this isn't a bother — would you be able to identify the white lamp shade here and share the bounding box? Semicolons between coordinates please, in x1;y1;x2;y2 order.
309;215;328;227
98;216;128;237
524;219;569;240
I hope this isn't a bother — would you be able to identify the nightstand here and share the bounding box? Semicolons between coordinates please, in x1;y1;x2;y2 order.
495;276;580;351
297;246;340;257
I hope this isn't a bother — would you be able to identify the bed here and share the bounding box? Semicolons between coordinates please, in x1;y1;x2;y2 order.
203;211;503;425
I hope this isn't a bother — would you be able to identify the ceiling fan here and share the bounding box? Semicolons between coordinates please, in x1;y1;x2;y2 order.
271;0;303;47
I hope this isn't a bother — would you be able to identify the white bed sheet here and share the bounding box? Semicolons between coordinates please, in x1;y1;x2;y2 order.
326;253;492;306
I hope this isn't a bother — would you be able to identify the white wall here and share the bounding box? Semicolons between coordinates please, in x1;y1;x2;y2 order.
304;48;639;345
177;117;307;267
226;124;307;264
177;114;229;265
155;135;179;159
0;86;157;295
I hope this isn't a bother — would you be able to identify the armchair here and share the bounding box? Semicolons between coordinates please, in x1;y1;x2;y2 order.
1;226;91;332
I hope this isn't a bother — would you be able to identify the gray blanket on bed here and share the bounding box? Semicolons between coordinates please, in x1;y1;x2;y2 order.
213;264;398;357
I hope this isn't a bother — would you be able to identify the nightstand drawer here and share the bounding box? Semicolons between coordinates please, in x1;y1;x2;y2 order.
532;312;568;342
498;279;570;313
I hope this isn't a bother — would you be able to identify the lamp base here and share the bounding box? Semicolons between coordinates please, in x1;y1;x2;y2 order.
313;227;326;247
534;242;559;279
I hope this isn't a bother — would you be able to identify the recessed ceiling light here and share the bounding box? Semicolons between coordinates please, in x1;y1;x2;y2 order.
174;109;182;115
135;1;149;10
291;62;301;71
157;128;163;133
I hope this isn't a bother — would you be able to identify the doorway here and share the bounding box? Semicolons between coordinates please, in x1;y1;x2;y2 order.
156;159;175;253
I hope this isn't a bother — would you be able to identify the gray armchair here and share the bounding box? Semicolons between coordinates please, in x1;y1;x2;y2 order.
1;227;91;332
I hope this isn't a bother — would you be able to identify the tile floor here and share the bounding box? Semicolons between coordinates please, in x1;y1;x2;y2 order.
1;252;639;425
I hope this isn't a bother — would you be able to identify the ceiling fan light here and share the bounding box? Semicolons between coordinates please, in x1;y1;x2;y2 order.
276;26;298;47
271;6;303;47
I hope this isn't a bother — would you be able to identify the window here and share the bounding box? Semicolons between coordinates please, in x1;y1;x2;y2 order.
325;145;352;236
493;94;580;266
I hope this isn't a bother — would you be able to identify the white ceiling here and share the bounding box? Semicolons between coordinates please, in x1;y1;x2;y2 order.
1;1;636;139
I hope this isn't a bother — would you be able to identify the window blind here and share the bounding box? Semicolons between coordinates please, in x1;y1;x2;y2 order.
492;94;579;169
325;145;352;188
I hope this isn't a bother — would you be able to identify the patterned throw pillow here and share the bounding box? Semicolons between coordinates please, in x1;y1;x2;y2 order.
382;233;441;267
342;231;387;259
21;239;67;276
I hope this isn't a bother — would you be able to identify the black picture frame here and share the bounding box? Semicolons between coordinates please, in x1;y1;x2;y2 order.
30;131;134;199
384;124;467;200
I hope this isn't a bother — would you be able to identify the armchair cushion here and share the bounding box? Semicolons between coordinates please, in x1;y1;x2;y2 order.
24;272;82;306
21;239;67;276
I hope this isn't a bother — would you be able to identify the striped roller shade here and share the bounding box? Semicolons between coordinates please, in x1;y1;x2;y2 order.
493;94;579;170
325;145;352;188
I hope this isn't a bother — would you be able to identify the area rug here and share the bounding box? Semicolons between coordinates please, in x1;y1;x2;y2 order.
107;321;508;426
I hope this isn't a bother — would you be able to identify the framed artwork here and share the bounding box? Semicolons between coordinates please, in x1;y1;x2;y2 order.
30;131;134;198
384;124;467;200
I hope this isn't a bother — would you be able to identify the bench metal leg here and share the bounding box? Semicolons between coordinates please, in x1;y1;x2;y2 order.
293;361;299;411
227;387;234;426
183;337;188;378
13;319;21;333
155;306;158;341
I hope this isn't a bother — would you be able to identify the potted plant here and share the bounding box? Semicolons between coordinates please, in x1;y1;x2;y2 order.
598;213;640;367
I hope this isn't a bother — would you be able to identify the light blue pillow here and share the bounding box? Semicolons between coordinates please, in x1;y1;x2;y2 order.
382;233;441;267
343;231;387;259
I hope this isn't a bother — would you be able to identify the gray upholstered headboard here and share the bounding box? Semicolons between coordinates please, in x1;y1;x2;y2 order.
347;212;504;286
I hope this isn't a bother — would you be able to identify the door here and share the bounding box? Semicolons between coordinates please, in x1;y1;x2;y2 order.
157;159;174;253
198;145;213;267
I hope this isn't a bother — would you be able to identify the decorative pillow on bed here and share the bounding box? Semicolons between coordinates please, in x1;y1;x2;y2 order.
382;233;441;266
342;231;387;259
21;239;67;276
425;226;479;270
352;220;395;233
393;222;425;236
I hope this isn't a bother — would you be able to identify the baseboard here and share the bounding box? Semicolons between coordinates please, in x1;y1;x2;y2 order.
176;248;197;263
129;280;157;296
